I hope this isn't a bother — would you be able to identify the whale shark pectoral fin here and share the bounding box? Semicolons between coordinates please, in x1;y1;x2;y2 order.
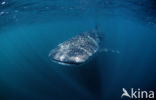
98;47;120;54
98;47;109;53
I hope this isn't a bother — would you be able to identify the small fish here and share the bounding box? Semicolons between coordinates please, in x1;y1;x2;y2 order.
48;27;104;66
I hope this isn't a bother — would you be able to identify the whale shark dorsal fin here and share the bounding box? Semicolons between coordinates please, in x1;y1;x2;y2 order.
95;24;99;31
94;24;101;33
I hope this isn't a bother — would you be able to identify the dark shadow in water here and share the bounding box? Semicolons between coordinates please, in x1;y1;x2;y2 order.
61;55;110;100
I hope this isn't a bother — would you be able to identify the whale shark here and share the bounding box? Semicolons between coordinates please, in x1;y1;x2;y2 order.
48;27;104;66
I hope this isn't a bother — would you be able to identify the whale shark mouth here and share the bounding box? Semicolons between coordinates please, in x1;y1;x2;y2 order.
51;58;82;66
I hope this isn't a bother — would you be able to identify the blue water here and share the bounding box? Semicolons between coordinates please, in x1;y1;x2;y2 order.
0;0;156;100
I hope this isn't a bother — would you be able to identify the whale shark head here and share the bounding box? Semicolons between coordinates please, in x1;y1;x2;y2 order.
48;31;102;66
48;44;88;66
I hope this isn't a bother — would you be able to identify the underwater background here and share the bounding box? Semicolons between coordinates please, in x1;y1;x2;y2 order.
0;0;156;100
